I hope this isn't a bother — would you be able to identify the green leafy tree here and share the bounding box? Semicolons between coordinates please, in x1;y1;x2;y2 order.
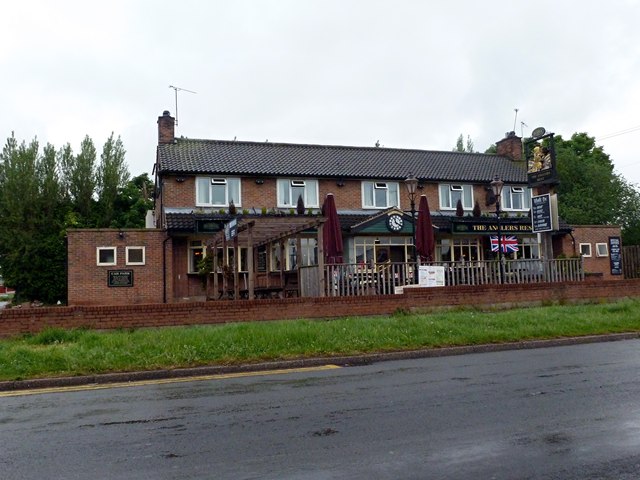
615;178;640;245
96;133;129;227
554;133;621;225
111;173;154;228
0;136;67;303
453;134;475;153
68;135;97;225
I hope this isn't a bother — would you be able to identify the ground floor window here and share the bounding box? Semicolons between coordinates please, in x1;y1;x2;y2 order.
287;237;318;269
188;240;248;274
353;236;414;265
437;236;540;262
188;240;205;273
438;238;481;262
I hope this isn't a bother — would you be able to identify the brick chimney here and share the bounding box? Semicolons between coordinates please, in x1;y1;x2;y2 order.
157;110;175;145
496;131;522;161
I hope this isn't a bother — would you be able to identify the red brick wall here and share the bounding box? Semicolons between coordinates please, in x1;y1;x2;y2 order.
570;226;622;279
160;175;497;215
67;229;171;306
3;279;640;338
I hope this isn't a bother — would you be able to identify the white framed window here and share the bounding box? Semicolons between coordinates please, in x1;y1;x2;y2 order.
126;246;146;265
596;243;609;257
188;240;206;274
361;181;400;209
277;179;319;208
97;247;117;266
195;177;241;207
579;243;592;257
502;186;532;211
439;184;473;210
287;238;318;269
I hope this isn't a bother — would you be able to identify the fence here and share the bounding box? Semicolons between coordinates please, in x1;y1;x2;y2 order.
300;258;584;297
623;245;640;279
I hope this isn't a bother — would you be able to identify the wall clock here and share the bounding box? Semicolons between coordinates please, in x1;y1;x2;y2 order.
387;214;404;232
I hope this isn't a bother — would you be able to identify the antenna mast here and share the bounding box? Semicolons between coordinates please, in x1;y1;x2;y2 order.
168;85;197;126
512;108;519;132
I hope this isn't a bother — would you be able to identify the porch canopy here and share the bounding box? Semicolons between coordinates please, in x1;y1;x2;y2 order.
205;215;328;299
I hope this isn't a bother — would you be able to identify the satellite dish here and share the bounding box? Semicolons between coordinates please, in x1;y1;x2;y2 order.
532;127;546;138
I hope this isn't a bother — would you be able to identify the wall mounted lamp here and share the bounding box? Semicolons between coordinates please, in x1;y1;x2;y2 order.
175;176;185;183
255;178;265;185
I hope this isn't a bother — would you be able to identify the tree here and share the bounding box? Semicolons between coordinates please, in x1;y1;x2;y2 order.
0;132;138;303
96;133;129;227
0;136;67;303
67;135;97;225
617;179;640;245
453;134;475;153
553;133;621;225
110;173;154;228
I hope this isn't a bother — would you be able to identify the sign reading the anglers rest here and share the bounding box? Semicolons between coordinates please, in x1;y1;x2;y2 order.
452;220;532;234
531;193;558;233
108;270;134;287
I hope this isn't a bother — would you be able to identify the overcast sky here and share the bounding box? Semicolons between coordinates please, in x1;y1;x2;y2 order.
2;0;640;185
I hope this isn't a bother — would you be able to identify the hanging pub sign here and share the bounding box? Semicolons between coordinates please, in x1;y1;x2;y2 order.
525;129;558;187
608;236;622;276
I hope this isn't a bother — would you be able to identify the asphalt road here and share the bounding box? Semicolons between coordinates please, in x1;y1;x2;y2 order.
2;339;640;479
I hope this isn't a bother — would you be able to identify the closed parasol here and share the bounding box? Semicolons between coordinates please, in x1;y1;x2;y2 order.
415;194;435;262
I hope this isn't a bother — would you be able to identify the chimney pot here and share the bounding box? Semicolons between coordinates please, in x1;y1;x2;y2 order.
158;111;175;145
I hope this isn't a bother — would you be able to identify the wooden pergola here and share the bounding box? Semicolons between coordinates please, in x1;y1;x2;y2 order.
205;215;328;299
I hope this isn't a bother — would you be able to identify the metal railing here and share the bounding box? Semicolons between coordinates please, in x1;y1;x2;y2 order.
299;257;584;297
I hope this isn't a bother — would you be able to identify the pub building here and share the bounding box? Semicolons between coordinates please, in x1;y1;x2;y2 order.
65;113;621;305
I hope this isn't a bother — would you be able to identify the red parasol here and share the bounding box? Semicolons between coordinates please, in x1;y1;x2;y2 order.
415;194;435;262
322;193;344;264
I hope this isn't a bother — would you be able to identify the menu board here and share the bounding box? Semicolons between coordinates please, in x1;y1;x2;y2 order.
531;194;552;233
608;236;622;275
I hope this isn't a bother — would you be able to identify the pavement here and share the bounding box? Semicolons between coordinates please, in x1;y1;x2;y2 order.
1;332;639;392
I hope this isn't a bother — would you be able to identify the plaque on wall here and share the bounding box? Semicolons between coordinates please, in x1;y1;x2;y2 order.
108;269;134;287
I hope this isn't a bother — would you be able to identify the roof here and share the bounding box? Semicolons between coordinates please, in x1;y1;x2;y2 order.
157;138;528;184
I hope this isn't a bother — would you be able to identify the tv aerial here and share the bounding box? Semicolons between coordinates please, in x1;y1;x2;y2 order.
168;85;197;126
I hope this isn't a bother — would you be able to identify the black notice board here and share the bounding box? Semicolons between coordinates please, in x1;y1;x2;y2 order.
531;194;552;233
108;269;134;287
608;236;622;275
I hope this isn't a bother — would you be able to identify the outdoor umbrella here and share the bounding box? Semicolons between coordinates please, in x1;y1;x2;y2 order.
415;194;435;262
322;193;344;264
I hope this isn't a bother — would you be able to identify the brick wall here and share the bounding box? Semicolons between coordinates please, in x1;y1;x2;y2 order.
564;226;622;279
67;229;170;306
3;279;640;338
160;175;499;215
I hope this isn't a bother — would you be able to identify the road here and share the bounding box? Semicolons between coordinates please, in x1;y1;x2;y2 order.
2;340;640;479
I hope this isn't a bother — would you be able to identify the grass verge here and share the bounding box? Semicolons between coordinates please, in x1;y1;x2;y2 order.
1;299;640;381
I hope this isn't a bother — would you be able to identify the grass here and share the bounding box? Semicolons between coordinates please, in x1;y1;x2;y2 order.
1;299;640;382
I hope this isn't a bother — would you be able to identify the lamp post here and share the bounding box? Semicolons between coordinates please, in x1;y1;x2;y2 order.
490;175;505;284
405;174;419;284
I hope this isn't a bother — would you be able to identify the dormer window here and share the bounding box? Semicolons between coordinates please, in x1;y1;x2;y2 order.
362;181;400;208
439;184;473;210
196;177;241;207
502;186;532;211
277;179;319;208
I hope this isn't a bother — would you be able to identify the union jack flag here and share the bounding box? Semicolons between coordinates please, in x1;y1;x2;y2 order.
490;235;519;253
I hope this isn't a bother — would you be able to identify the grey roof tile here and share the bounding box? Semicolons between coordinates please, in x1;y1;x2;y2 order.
157;138;528;184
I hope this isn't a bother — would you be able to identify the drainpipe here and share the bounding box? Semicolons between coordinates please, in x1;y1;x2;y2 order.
163;235;170;303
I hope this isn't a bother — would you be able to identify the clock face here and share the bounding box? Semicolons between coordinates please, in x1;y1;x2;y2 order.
387;214;404;232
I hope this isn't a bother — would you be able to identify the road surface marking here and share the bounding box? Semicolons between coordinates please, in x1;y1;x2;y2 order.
0;365;341;397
